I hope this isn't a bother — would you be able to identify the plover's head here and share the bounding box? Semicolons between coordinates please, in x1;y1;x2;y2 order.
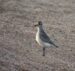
34;21;43;27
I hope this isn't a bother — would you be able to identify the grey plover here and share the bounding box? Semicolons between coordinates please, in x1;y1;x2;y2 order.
34;21;58;56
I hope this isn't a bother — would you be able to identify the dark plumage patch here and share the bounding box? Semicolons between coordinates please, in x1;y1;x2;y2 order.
39;28;58;48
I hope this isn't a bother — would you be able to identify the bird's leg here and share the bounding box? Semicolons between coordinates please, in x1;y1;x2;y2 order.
43;47;45;56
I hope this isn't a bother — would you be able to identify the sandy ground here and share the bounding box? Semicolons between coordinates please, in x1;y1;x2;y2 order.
0;0;75;71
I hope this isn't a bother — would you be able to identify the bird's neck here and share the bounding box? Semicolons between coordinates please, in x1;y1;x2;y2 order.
37;26;43;33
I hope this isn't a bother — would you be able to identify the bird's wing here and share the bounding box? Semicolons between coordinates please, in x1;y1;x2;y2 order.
40;30;58;47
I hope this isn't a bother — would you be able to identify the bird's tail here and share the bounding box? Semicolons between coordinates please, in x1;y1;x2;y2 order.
53;43;58;48
49;39;58;48
55;45;58;48
52;43;58;48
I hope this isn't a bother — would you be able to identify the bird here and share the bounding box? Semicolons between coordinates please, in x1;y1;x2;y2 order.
34;21;58;56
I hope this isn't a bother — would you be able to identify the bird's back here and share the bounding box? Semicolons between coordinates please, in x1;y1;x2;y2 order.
39;28;58;47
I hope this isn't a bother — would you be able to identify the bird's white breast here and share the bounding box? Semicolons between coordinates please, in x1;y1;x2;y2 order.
36;30;42;45
36;28;43;46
